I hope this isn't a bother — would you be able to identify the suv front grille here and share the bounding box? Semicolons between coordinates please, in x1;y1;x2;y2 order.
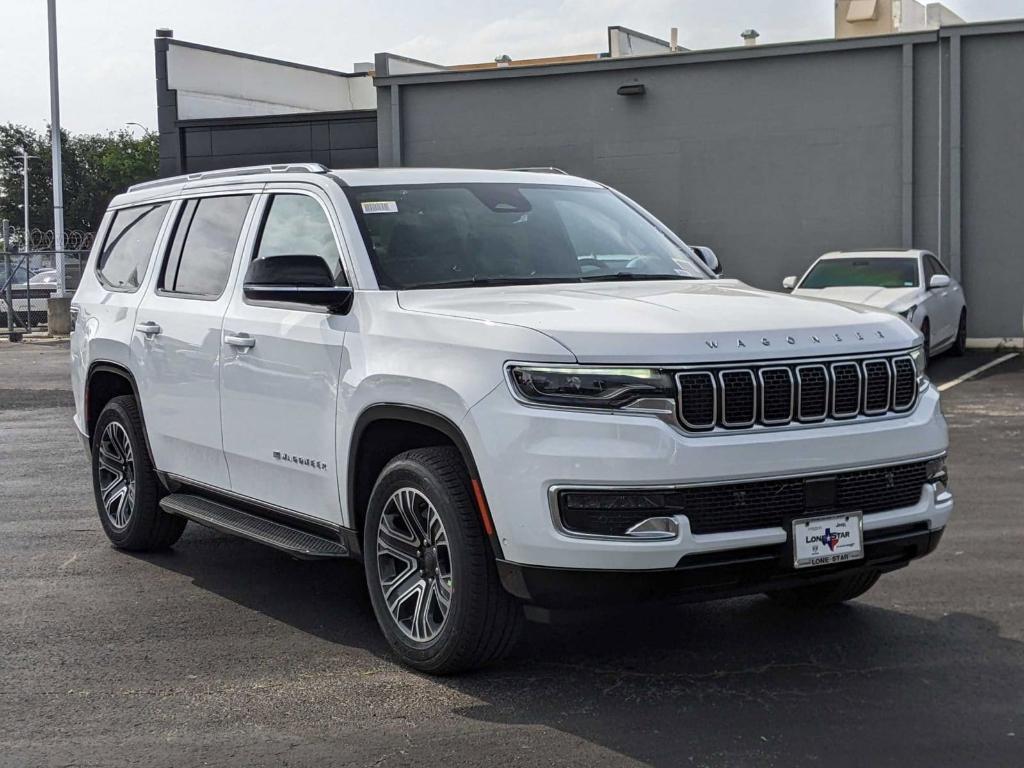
675;353;917;433
557;460;929;537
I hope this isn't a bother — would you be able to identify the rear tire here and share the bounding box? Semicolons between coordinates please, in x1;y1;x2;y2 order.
767;571;881;609
91;396;186;551
363;447;522;674
951;310;968;357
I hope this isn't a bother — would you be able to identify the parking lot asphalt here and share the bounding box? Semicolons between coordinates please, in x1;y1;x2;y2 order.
1;342;1021;768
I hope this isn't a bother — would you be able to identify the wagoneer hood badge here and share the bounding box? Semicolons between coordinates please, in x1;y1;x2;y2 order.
398;279;916;364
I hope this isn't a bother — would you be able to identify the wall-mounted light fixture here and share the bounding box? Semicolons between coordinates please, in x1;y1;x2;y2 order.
616;83;646;96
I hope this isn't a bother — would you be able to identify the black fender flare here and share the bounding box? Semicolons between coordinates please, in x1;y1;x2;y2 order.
347;404;503;558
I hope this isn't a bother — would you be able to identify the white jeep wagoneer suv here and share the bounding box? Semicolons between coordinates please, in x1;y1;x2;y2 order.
71;165;952;673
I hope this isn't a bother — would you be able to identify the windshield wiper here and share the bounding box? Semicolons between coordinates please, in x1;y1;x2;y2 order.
407;276;578;289
580;272;698;282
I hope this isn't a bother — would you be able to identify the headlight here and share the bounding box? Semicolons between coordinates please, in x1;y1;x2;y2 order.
900;305;918;322
509;366;675;410
909;346;929;387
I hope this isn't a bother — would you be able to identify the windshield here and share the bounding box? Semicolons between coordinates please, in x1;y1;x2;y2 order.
799;257;919;289
346;183;709;289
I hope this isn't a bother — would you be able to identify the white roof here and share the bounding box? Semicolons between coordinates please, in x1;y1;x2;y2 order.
819;249;926;260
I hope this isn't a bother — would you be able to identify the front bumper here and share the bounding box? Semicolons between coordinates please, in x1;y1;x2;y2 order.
464;382;950;570
498;523;945;608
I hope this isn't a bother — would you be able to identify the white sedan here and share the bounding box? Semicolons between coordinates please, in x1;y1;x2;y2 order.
784;250;967;361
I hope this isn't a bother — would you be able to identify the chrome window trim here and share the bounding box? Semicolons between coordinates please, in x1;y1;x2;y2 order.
718;369;757;428
830;361;863;419
675;371;717;430
546;452;947;541
862;358;893;415
758;366;794;425
795;364;829;422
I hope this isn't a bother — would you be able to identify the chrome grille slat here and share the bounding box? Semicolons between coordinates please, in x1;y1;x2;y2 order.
863;359;892;415
677;372;717;430
719;370;757;427
674;353;919;433
831;362;862;418
759;367;794;425
796;365;829;422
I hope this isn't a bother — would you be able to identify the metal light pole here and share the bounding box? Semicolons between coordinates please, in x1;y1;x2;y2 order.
18;147;37;251
47;0;66;299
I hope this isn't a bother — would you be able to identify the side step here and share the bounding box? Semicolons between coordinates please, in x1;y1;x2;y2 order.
159;493;348;559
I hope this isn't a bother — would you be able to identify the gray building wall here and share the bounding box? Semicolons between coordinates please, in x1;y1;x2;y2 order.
376;24;1024;339
154;35;378;177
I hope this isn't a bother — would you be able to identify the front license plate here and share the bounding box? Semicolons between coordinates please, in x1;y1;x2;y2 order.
792;512;864;569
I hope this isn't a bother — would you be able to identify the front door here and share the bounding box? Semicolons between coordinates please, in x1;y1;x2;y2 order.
220;190;351;523
132;193;257;489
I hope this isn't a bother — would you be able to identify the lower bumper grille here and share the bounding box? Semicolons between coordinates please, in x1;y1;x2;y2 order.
557;460;929;537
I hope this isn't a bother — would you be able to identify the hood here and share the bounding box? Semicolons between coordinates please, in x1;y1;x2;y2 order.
792;285;919;310
398;279;920;364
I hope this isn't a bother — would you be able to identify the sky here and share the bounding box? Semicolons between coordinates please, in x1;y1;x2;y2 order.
2;0;1023;134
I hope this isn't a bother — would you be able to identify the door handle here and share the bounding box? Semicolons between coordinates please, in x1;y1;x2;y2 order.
135;321;161;335
224;333;256;349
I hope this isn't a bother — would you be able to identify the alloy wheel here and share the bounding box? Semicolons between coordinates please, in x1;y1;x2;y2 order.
97;421;136;530
375;487;453;643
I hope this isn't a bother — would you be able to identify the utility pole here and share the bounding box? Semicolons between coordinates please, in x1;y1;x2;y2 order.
18;147;37;252
47;0;66;298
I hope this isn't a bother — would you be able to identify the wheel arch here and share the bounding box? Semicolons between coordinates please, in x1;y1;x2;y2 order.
85;362;158;468
347;404;502;558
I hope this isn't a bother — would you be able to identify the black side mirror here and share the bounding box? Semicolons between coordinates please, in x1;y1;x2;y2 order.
692;246;722;276
243;255;353;314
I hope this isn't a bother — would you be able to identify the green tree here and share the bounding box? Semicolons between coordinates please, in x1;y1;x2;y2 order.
0;124;158;243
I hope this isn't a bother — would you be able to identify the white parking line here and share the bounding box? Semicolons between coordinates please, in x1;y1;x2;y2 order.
937;353;1020;392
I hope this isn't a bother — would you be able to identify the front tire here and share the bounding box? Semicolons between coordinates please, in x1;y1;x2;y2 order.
920;319;931;368
363;447;522;674
767;570;881;609
91;396;186;551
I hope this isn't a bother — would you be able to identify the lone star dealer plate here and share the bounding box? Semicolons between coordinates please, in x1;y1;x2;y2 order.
792;512;864;569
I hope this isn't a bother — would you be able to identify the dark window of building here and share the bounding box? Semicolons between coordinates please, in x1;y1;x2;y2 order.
96;203;170;291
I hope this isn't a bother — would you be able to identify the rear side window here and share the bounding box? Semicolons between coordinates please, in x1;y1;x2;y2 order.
255;194;345;284
160;195;252;298
96;203;170;291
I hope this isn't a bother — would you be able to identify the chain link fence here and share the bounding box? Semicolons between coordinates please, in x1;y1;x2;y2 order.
1;250;88;334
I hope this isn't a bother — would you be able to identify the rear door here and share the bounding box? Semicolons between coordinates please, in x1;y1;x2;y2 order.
132;192;258;489
219;188;352;523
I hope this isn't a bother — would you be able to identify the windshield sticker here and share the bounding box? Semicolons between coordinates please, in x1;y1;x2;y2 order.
361;201;398;214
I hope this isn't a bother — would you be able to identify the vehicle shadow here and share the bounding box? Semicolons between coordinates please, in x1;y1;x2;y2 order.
135;527;1024;767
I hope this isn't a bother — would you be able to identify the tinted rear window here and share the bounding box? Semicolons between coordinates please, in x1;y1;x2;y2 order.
160;195;252;298
800;258;919;289
96;203;170;291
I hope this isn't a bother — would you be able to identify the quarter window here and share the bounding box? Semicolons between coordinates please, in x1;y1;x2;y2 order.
160;195;252;298
96;203;170;291
255;194;345;284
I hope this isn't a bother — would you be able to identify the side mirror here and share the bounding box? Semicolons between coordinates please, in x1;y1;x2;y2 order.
929;274;951;290
782;276;798;290
243;254;353;314
691;246;722;276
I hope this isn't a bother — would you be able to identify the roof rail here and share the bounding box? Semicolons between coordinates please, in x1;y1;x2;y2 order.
128;163;329;193
502;167;570;175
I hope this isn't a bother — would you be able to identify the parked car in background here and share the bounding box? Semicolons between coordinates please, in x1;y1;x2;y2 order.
1;265;59;325
784;250;967;362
